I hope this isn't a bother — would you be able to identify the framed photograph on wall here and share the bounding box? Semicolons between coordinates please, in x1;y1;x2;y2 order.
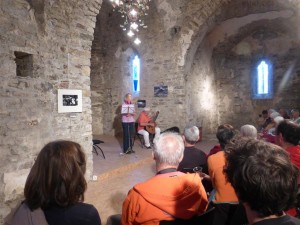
58;89;83;113
154;85;168;97
137;100;146;108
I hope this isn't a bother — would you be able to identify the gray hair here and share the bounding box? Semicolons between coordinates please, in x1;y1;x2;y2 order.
153;132;184;167
270;112;280;119
184;126;199;144
274;116;284;125
240;125;257;139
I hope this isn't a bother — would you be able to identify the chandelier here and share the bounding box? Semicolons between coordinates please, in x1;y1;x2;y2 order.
110;0;151;45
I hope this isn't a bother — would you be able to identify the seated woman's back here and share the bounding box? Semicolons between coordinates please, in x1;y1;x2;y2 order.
24;140;101;225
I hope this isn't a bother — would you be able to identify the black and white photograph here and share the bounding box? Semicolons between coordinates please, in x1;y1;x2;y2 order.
58;89;82;113
137;100;146;108
154;85;168;97
63;95;78;106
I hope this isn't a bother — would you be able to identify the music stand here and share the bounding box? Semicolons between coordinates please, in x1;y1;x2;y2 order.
121;104;135;153
121;104;135;114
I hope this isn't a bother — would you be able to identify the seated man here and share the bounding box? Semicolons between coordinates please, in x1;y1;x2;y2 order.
276;120;300;177
121;132;208;225
207;124;239;225
276;120;300;216
177;126;208;174
291;109;300;125
207;124;234;157
137;107;160;149
178;125;212;192
224;138;300;225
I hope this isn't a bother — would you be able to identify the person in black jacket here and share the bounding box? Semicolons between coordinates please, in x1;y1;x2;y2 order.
24;140;101;225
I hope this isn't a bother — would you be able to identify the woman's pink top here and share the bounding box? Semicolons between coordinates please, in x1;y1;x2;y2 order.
121;101;135;123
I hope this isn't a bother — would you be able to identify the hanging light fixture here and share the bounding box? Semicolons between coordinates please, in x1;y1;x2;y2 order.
110;0;151;45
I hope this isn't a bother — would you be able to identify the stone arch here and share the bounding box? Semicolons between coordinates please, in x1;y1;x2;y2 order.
182;1;299;132
181;0;300;76
178;0;300;132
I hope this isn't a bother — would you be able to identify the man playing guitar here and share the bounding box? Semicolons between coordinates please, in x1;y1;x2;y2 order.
137;107;160;149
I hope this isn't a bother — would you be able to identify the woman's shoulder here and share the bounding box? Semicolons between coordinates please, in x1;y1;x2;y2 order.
69;202;100;216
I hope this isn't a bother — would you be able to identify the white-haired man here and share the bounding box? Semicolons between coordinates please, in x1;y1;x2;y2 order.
177;126;208;174
122;132;208;225
137;107;160;149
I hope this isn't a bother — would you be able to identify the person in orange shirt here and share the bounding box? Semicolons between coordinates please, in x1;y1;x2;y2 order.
207;124;239;225
121;132;208;225
137;107;160;149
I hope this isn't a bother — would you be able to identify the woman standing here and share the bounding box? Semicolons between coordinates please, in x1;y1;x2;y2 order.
121;93;135;154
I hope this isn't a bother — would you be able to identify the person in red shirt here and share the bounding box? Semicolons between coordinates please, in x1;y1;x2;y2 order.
276;120;300;217
276;120;300;173
137;107;160;149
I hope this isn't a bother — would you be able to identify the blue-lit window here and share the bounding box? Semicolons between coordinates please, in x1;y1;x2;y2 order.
133;55;140;92
252;59;273;99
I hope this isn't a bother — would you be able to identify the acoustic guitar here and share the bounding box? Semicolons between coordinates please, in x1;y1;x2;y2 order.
145;111;159;134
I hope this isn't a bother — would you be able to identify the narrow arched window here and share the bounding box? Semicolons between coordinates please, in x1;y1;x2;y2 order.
252;59;273;99
133;55;140;92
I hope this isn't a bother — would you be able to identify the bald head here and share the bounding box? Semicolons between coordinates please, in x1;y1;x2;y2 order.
153;132;184;167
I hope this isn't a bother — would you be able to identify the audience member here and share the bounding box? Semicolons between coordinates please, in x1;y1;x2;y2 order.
276;120;300;216
6;140;101;225
279;108;290;119
260;111;284;144
207;124;239;225
207;124;234;157
178;126;207;174
291;109;300;125
276;120;300;173
177;125;213;193
261;109;272;130
121;132;208;225
224;138;300;225
240;124;257;139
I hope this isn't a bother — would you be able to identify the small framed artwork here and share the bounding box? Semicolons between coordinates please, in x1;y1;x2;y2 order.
137;100;146;108
154;85;168;97
58;89;83;113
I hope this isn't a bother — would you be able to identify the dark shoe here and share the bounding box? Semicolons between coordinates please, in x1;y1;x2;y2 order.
125;148;132;154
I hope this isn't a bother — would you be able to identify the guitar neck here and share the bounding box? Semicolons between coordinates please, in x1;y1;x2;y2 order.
152;111;159;122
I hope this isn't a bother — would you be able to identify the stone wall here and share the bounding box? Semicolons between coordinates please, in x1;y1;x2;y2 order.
186;40;219;134
90;0;300;137
2;0;300;223
0;0;101;222
211;15;300;129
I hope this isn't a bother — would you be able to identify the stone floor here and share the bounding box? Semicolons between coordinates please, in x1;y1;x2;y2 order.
85;134;217;225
